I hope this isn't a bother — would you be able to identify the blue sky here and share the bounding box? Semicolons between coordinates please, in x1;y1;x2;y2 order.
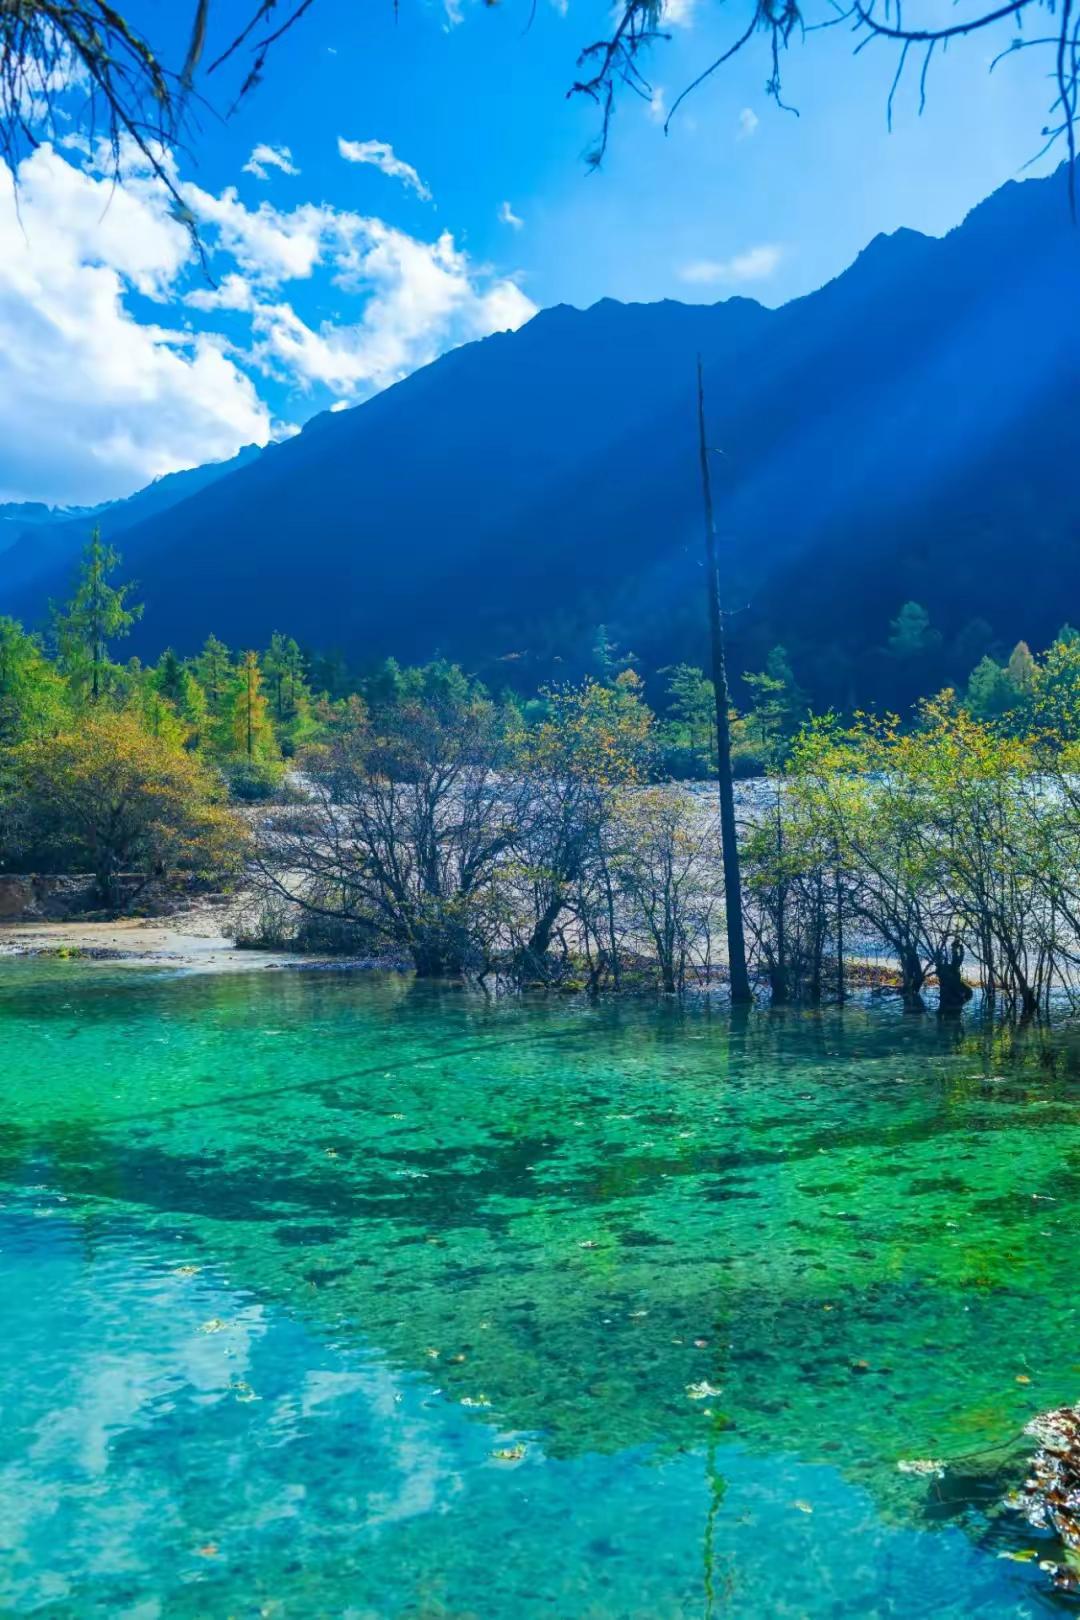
0;0;1065;505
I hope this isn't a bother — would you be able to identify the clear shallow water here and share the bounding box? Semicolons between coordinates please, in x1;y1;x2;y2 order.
2;962;1080;1617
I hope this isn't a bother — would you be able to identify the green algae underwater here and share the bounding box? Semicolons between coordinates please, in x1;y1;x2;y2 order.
2;958;1079;1617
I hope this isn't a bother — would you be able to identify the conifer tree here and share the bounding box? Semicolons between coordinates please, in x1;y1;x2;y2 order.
965;655;1015;722
886;601;941;660
177;669;209;750
592;625;636;686
53;529;141;703
194;635;234;719
263;632;313;751
153;648;186;707
0;617;69;745
230;651;278;761
1005;640;1039;698
742;645;806;761
660;663;715;775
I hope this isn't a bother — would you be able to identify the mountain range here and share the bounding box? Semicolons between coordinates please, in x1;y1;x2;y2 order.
3;165;1078;708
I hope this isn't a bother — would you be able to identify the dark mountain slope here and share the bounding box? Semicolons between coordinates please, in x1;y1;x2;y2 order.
0;444;263;597
0;499;105;558
5;165;1078;705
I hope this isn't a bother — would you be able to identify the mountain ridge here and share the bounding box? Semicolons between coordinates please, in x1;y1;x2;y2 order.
4;164;1078;708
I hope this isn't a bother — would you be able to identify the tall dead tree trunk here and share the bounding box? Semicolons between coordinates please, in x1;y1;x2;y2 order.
697;358;752;1004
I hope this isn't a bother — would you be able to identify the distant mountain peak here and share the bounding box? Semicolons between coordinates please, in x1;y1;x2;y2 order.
3;163;1076;713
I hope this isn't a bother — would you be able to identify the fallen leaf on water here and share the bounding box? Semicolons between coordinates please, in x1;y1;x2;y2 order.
198;1318;229;1335
449;1353;467;1363
195;1544;219;1559
850;1359;872;1374
491;1444;527;1463
686;1381;723;1401
173;1264;201;1278
792;1500;814;1514
425;1347;440;1360
230;1380;260;1403
1016;1375;1032;1385
997;1549;1038;1563
461;1395;492;1408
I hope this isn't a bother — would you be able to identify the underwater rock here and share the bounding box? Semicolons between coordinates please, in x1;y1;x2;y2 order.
1008;1405;1080;1590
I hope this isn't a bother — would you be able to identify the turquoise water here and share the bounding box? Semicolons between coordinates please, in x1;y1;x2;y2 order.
2;960;1080;1617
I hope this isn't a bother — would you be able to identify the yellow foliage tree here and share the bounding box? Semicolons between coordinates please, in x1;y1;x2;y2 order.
11;710;248;910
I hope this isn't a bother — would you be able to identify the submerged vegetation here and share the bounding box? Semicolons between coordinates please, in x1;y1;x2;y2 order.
3;968;1080;1613
4;539;1080;1012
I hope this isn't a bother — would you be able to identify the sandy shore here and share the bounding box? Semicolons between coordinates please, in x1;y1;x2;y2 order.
0;909;304;973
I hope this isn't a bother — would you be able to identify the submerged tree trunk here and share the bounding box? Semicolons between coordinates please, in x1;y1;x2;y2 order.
697;358;751;1005
410;920;475;978
520;893;567;976
935;935;974;1015
835;864;846;1003
899;946;927;1012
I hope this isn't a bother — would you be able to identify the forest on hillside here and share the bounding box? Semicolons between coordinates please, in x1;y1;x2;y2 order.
4;537;1080;1013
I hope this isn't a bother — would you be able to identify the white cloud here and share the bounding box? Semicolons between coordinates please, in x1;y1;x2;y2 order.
180;185;347;284
178;169;536;400
185;272;257;313
498;200;524;230
662;0;697;27
0;145;271;505
0;138;535;504
678;244;782;285
249;224;536;395
338;137;432;202
243;143;300;180
737;107;759;140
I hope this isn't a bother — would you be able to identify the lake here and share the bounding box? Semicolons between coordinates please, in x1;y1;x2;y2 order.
2;959;1079;1617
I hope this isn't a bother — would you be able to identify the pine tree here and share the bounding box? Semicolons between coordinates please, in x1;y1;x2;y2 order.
194;635;234;719
592;625;636;686
153;648;186;707
177;669;209;750
263;633;312;751
965;655;1015;721
0;617;69;744
742;644;806;760
310;648;352;702
230;651;278;761
1005;640;1039;697
886;601;941;660
264;632;291;720
660;663;715;774
53;529;142;703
